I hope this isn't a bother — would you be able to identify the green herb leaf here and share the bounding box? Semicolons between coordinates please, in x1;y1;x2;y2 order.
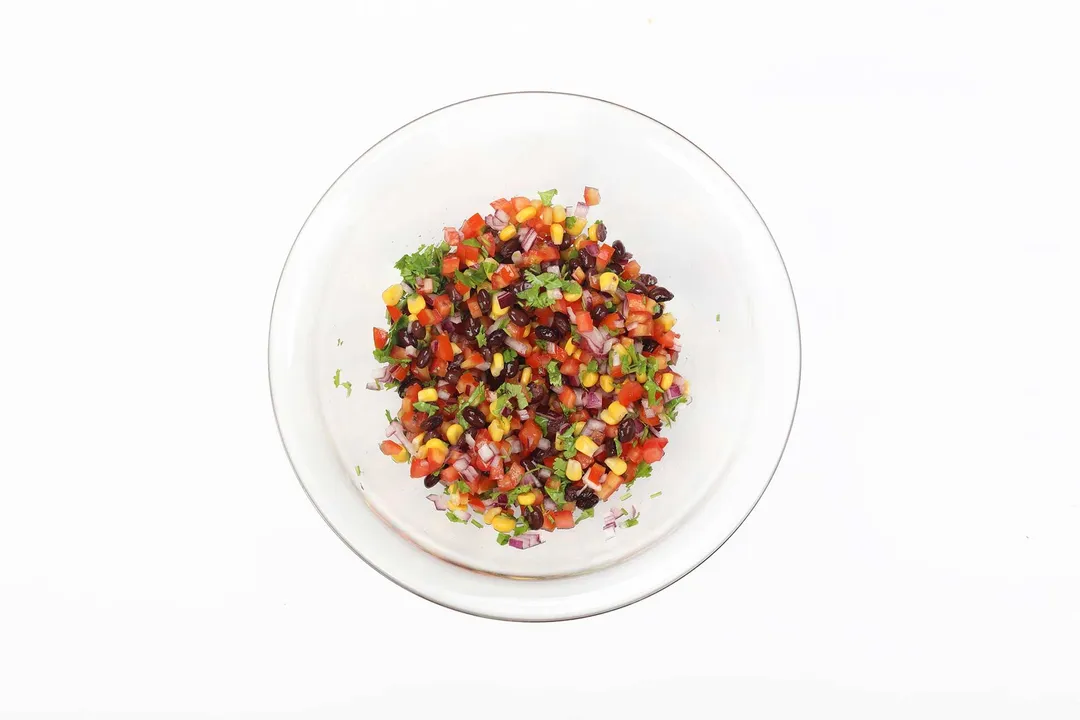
546;360;563;389
476;324;486;347
643;379;663;406
395;243;449;289
385;410;394;423
635;463;653;479
663;395;689;426
495;383;527;412
575;507;595;524
513;517;529;536
446;510;464;524
354;466;362;476
622;517;639;528
337;338;343;346
452;480;470;495
715;313;720;321
619;279;635;291
471;519;483;528
342;381;352;398
373;315;407;363
613;438;622;457
544;481;567;506
333;369;341;387
586;358;599;375
496;533;510;545
533;415;549;436
462;238;482;248
502;348;518;362
565;216;577;231
560;427;578;459
551;457;568;478
466;383;486;407
538;189;558;206
455;266;488;288
412;400;439;415
650;491;662;499
506;485;532;504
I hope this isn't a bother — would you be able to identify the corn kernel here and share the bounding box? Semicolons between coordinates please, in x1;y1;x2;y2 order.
660;373;675;391
575;436;599;456
656;313;676;332
515;206;537;223
488;419;505;442
521;367;532;385
448;501;466;512
550;223;564;245
598;409;614;425
382;284;403;306
408;314;418;323
499;224;517;241
451;342;462;355
540;206;553;225
582;371;599;388
517;491;537;506
599;374;615;392
636;371;647;383
588;223;599;242
563;284;582;302
564;338;576;354
500;416;511;433
555;435;565;451
605;457;628;476
449;493;461;507
552;205;566;223
424;438;448;454
492;515;516;533
446;423;464;445
413;433;426;447
483;507;501;525
491;294;509;318
604;401;628;424
391;448;409;463
573;349;582;359
565;459;583;481
598;272;620;293
407;294;426;314
573;421;585;434
530;199;542;210
417;387;438;403
491;353;505;377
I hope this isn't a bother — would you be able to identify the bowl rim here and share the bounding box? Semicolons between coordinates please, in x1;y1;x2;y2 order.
267;90;802;622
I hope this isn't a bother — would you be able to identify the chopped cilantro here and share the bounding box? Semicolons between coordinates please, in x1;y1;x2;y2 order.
481;258;499;279
559;427;577;459
462;238;482;248
546;360;563;389
622;517;639;528
451;480;470;495
551;457;568;478
395;243;448;289
620;491;633;501
586;359;599;375
650;491;662;499
455;266;488;288
502;348;518;362
445;510;464;523
466;383;486;407
565;216;577;231
533;415;549;436
413;400;439;415
332;369;341;387
471;519;484;528
663;395;689;425
514;517;529;536
613;438;622;457
635;463;653;479
385;410;394;423
619;279;635;291
643;379;663;405
575;507;595;524
506;485;532;504
715;313;720;321
337;338;343;346
354;466;362;476
495;383;527;412
476;324;486;347
373;315;407;363
342;381;353;397
496;533;510;545
544;480;567;506
538;188;558;206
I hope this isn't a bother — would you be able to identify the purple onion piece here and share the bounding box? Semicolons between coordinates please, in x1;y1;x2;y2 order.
505;338;529;356
496;290;516;308
582;243;599;256
427;494;450;511
583;391;603;410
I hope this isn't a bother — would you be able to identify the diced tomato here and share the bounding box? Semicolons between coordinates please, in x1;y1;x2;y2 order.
391;365;407;381
491;264;520;290
618;381;644;405
627;310;653;325
505;322;528;341
373;327;389;350
404;383;420;401
598;471;624;500
595;244;614;271
503;462;525;489
551;344;569;362
629;319;654;337
454;281;470;298
620;260;640;279
460;351;485;369
433;294;453;319
575;312;594;333
655;330;678;349
624;444;644;463
456;371;479;395
440;466;460;485
552;298;567;313
457;243;480;265
558;385;576;408
443;227;463;245
511;196;531;213
413;366;431;383
583;186;600;206
468;474;495;496
568;410;589;425
416;308;440;326
478;232;495;257
526;351;550;370
542;512;556;531
432;335;453;362
519;420;542;455
432;358;448;377
441;256;460;277
587;464;605;484
379;440;403;456
387;305;403;322
553;510;575;529
626;293;648;312
490;198;514;215
560;357;581;376
409;457;437;478
489;456;505;482
390;346;408;362
466;296;482;319
641;437;668;464
535;243;560;261
601;313;620;332
460;213;485;240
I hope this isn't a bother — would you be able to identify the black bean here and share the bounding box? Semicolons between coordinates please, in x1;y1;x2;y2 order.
547;415;569;437
611;239;625;260
415;346;433;368
639;273;658;287
477;289;492;315
508;307;530;326
487;329;508;351
485;370;504;389
521;455;538;471
551;313;571;339
395;331;413;347
528;382;548;405
597;223;608;244
618;418;636;444
534;325;558;342
607;260;623;276
582;251;596;270
409;320;425;339
530;444;553;462
501;404;514;417
445;364;463;385
505;359;519;378
565;482;584;502
462;406;486;429
648;286;674;302
397;377;418;398
604;438;618;457
448;284;462;304
421;414;443;431
464;315;481;337
496;493;508;506
576;488;599;509
508;279;527;295
423;474;440;488
567;256;586;274
495;238;521;262
525;507;544;530
424;294;435;307
652;304;664;318
640;337;659;353
630;280;649;296
480;346;493;363
590;304;610;324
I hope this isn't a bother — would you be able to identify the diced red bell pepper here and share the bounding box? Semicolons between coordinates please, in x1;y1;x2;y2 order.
558;385;576;408
491;264;520;290
379;440;403;456
618;381;644;405
433;335;454;362
441;256;460;277
595;244;614;271
460;213;485;240
553;510;575;529
373;327;389;350
416;308;440;326
560;357;581;376
456;244;480;265
575;312;593;333
387;305;403;322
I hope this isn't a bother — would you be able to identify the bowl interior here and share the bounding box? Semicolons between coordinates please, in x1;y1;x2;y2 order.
270;93;799;620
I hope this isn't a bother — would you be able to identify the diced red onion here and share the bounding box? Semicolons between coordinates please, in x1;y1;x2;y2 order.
566;306;576;322
517;408;531;421
581;289;592;307
487;211;510;231
574;202;588;219
365;381;380;391
521;473;538;487
385;421;403;438
582;243;599;256
440;317;456;333
543;497;558;512
584;418;607;440
511;251;522;265
642;404;656;419
672;339;682;352
461;465;479;482
421;278;434;293
670;351;680;365
646;422;662;437
572;388;584;406
477;443;495;463
509;532;543;550
520;227;537;252
437;389;450;401
580;328;608;355
537;438;551;451
400;282;413;294
465;433;476;448
547;287;562;300
602;337;617;353
544;264;560;274
621;296;630;317
536;467;551;480
427;494;450;511
509;438;522;455
453;456;470;472
448;314;462;324
392;430;417;455
476;361;491;371
505;338;530;356
496;289;516;308
611;352;621;367
583;391;602;410
453;508;471;523
404;346;417;358
664;386;683;402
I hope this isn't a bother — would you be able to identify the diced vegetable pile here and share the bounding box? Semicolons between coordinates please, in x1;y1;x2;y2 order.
370;187;689;548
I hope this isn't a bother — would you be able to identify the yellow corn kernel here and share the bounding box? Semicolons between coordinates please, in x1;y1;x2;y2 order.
408;314;418;323
552;205;566;223
483;507;501;525
598;409;614;425
407;294;426;314
573;349;582;360
636;371;647;383
413;433;426;447
599;374;615;392
555;435;565;451
424;438;448;454
500;416;511;433
683;379;691;395
565;459;583;481
391;448;409;463
540;206;553;226
491;353;505;377
562;284;582;302
515;206;537;223
575;435;599;456
521;367;532;385
451;342;462;355
499;224;517;241
598;272;620;293
604;401;629;424
530;199;542;210
604;457;628;476
550;223;564;245
573;421;585;434
449;492;461;507
660;372;675;391
564;338;577;354
582;371;599;388
517;491;537;506
417;387;438;403
588;223;599;242
492;515;516;533
445;423;464;445
491;294;509;318
488;419;505;442
382;284;403;306
656;313;676;332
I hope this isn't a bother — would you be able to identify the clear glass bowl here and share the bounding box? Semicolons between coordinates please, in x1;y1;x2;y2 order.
269;92;800;621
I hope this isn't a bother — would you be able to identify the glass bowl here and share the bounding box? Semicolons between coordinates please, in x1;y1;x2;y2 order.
268;92;800;621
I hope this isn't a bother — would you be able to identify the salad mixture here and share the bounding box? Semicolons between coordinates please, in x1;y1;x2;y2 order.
369;187;689;548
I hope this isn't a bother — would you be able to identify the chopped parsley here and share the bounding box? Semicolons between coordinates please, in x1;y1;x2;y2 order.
635;463;653;479
643;379;663;405
650;491;662;499
546;360;563;389
619;279;635;291
517;271;578;309
538;188;558;206
533;415;549;436
551;457;568;478
385;410;394;423
332;369;341;387
476;324;486;347
451;480;470;494
395;243;448;289
342;381;353;398
455;266;488;288
663;395;689;425
465;383;486;407
496;533;510;546
575;507;595;524
462;238;482;248
715;313;720;321
412;400;439;415
502;348;518;363
613;438;623;457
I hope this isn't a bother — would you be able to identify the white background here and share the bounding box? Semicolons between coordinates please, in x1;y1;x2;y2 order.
2;1;1078;717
